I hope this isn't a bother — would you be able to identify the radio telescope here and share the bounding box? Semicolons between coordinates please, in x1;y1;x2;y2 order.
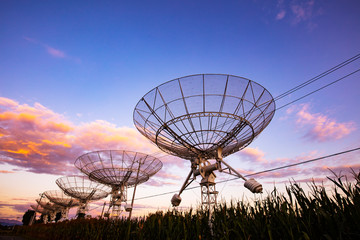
56;176;110;218
133;74;275;209
75;150;163;218
30;204;49;224
44;190;80;220
36;197;61;222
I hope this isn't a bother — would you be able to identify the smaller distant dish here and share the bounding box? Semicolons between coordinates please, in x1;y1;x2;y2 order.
56;176;110;218
75;150;163;218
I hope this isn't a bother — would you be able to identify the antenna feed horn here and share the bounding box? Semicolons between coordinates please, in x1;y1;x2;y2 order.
244;178;263;193
171;194;182;207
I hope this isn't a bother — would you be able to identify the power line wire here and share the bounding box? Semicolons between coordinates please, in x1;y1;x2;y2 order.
273;53;360;101
134;146;360;200
276;67;360;111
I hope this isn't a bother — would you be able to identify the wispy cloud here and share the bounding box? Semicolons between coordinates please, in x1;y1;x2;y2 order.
45;46;66;58
23;37;38;44
290;0;315;24
276;9;286;20
275;0;286;20
295;104;356;142
23;36;80;62
273;0;322;29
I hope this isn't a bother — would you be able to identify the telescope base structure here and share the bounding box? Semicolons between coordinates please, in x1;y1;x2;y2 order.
49;212;56;222
60;208;69;220
77;201;89;219
172;149;263;209
107;185;129;219
200;174;218;210
111;204;121;218
42;214;48;224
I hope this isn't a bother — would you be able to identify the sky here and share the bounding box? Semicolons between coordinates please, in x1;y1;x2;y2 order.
1;0;360;221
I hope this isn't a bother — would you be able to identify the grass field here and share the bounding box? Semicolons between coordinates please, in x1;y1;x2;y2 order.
15;170;360;239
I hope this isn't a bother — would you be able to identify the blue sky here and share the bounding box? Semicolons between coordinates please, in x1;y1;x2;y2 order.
0;0;360;220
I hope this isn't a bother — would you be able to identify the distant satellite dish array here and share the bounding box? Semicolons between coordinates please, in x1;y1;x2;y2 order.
29;74;275;224
30;151;162;224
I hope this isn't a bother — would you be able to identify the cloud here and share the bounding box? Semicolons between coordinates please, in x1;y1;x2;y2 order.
146;177;178;187
291;0;315;24
0;97;18;108
23;37;79;62
0;170;15;174
271;0;322;29
295;104;356;142
45;46;66;58
154;171;182;181
275;0;286;20
0;97;162;176
237;147;266;163
276;10;286;20
0;202;32;214
23;37;38;44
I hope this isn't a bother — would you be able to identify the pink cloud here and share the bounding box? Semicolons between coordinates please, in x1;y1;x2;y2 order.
276;10;286;20
46;46;66;58
154;171;182;181
0;97;18;108
155;154;186;168
146;178;178;187
23;36;78;61
271;0;322;29
290;0;315;24
73;120;156;152
0;97;163;176
295;104;356;142
0;201;33;214
237;147;266;163
23;36;38;44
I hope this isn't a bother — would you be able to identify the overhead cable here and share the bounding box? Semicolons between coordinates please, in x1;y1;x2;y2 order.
276;67;360;111
134;146;360;200
273;53;360;101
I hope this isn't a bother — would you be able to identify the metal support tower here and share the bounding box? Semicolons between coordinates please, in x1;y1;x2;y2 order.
200;174;218;209
109;185;127;218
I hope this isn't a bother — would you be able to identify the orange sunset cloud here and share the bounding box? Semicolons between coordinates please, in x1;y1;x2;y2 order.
0;97;166;175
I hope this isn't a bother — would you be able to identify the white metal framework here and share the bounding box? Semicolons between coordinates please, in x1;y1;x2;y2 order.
44;190;80;220
134;74;275;208
56;176;110;218
75;150;162;218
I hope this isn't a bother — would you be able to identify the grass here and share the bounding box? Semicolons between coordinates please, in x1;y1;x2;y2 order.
15;170;360;239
